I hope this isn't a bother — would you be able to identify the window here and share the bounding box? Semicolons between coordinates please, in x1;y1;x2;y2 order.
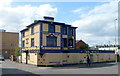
22;32;25;37
47;36;57;46
26;38;29;44
68;38;73;47
2;43;6;46
10;43;14;46
72;29;74;36
70;28;74;36
31;38;34;47
49;24;55;33
5;51;8;53
62;38;67;47
22;41;25;47
62;26;67;35
31;26;34;34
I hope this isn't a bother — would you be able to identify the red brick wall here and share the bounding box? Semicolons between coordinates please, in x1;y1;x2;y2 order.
76;40;87;50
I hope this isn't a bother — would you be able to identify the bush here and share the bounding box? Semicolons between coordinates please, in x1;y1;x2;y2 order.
79;44;89;50
13;47;21;56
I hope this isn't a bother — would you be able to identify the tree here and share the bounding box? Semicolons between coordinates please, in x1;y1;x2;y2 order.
79;44;89;50
13;47;21;56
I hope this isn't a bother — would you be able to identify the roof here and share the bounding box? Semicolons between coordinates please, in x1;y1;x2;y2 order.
0;32;19;34
76;40;86;44
20;28;28;32
21;19;77;32
76;40;79;43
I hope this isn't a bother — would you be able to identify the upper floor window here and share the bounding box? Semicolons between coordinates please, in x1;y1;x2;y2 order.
22;32;25;37
47;35;57;47
49;24;55;33
62;26;67;35
31;38;34;47
2;43;6;46
10;43;14;46
26;38;29;44
22;41;25;47
70;28;74;36
31;26;34;34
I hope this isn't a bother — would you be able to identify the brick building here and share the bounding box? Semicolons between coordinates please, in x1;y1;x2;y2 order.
76;40;88;50
0;30;19;59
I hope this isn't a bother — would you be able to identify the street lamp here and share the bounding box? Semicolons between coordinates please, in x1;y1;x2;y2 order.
114;18;117;46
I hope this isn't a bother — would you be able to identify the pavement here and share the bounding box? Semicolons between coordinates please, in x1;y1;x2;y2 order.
0;60;118;75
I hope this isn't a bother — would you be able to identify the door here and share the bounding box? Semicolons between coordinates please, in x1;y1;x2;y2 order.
26;52;28;64
117;54;119;62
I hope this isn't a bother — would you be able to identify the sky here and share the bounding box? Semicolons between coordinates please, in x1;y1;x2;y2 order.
0;0;118;46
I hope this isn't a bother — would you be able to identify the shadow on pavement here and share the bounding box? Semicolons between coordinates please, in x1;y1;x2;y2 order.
1;68;40;76
50;62;117;69
87;63;117;68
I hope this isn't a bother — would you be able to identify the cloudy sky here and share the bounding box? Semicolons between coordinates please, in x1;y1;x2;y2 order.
0;0;118;46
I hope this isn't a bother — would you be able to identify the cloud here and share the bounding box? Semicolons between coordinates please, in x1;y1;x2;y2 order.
0;2;57;46
0;0;12;8
72;8;82;13
36;4;57;17
0;2;58;32
72;1;118;46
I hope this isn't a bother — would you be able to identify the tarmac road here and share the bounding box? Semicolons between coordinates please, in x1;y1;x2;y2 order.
0;60;118;75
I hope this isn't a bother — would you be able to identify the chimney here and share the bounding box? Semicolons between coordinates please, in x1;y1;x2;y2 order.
43;16;54;21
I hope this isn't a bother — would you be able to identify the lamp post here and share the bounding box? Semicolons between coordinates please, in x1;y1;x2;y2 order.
114;19;117;46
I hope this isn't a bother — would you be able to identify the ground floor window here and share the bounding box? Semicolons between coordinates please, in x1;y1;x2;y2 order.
47;35;57;47
68;38;73;47
62;38;67;47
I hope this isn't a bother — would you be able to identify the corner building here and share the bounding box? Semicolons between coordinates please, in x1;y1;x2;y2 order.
21;16;78;66
21;16;116;66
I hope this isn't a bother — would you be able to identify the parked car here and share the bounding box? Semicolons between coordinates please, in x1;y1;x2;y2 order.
0;56;5;61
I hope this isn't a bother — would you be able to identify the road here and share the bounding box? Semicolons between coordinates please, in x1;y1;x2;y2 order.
0;60;118;75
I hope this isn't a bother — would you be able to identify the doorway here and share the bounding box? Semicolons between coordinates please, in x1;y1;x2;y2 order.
117;54;120;62
25;51;29;64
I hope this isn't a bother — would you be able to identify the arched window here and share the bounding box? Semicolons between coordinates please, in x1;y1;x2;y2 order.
47;35;57;47
68;38;73;47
